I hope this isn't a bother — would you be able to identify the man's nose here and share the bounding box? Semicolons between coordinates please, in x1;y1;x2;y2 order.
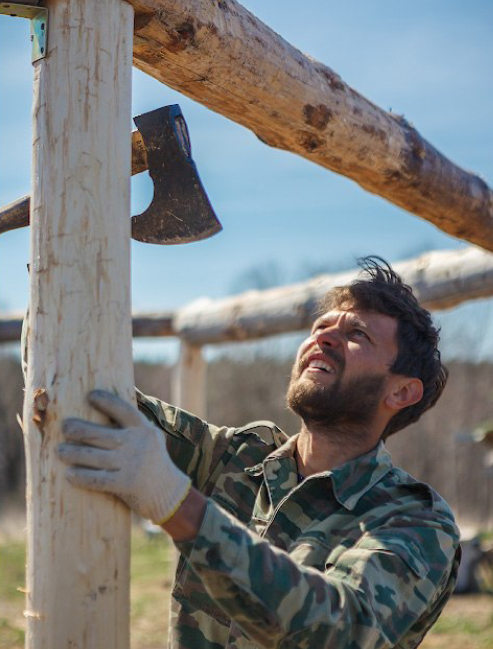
316;326;342;349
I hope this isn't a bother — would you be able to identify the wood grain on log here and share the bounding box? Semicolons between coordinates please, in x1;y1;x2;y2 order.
126;0;493;251
22;1;135;647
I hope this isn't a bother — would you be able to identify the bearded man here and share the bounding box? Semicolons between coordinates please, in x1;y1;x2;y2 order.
58;257;460;649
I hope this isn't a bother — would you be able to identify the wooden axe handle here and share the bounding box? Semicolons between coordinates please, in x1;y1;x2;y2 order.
0;130;148;236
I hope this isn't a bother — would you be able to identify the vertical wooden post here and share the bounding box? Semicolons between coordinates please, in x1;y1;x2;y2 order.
22;0;134;647
173;341;207;419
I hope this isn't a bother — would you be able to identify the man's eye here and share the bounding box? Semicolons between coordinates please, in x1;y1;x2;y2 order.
352;329;369;339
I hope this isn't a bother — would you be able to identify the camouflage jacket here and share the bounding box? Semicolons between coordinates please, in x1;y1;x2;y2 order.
137;391;461;649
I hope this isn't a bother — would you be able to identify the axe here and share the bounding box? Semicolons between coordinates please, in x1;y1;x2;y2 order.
0;104;221;245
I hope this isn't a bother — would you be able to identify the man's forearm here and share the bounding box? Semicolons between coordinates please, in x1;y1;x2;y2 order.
161;488;207;542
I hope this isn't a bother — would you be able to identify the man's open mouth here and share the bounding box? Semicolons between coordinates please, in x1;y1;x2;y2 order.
306;359;335;374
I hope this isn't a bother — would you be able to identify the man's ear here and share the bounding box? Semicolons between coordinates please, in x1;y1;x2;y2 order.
385;377;423;412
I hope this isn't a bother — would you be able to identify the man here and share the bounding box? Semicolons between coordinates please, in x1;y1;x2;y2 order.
58;257;460;649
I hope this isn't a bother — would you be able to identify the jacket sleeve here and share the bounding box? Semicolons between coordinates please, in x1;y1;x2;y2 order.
176;499;460;649
136;389;236;491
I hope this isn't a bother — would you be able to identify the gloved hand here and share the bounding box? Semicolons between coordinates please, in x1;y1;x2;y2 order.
57;389;192;525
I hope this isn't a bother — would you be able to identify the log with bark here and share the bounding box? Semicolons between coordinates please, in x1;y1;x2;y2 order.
125;0;493;251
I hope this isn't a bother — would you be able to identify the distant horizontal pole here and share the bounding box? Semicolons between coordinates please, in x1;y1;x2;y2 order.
2;247;493;346
0;315;23;343
174;247;493;344
0;312;175;344
131;312;175;337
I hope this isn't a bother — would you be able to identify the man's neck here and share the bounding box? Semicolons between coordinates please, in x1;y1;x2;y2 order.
295;423;381;477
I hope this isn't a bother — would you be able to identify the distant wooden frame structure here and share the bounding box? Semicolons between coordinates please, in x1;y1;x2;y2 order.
10;0;493;647
4;245;493;419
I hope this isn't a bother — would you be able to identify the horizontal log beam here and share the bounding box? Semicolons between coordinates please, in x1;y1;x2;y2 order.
174;248;493;344
131;312;175;337
128;0;493;251
0;312;174;344
2;248;493;346
0;315;23;343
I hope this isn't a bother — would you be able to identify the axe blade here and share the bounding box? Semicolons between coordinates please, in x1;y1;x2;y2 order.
131;105;222;245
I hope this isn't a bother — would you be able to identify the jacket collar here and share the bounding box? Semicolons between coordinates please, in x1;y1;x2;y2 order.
245;436;393;511
322;441;393;510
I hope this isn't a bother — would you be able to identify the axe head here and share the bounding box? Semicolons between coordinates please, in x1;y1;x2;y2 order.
131;105;222;245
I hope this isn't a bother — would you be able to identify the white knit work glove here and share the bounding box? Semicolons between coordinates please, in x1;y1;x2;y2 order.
58;389;192;525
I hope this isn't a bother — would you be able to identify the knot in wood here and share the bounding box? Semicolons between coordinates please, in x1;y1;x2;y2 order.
134;11;154;33
32;388;49;434
303;104;333;130
297;130;323;152
167;22;196;53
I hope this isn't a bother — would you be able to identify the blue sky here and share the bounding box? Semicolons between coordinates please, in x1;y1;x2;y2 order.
1;1;493;360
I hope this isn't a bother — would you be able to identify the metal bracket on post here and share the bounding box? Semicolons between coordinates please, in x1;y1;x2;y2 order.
0;1;48;63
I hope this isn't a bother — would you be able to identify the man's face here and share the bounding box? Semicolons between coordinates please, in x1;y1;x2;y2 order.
287;307;399;434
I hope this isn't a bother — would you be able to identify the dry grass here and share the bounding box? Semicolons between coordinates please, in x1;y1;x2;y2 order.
1;529;493;649
423;595;493;648
0;528;174;649
129;532;174;649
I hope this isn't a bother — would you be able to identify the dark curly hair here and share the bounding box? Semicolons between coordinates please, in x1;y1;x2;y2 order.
318;256;448;439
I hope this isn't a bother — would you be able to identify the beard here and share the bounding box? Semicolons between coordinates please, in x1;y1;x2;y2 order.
286;362;386;441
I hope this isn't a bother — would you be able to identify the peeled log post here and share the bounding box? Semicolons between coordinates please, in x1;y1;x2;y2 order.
127;0;493;251
22;1;134;647
174;247;493;345
172;341;207;418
